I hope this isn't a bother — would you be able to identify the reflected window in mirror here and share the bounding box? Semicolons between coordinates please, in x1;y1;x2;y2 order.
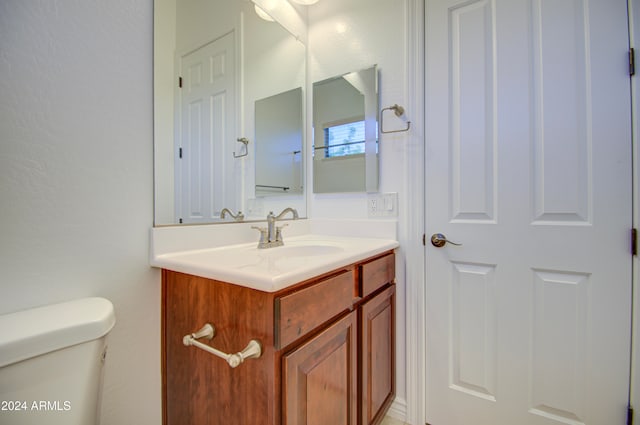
324;119;365;157
312;65;379;193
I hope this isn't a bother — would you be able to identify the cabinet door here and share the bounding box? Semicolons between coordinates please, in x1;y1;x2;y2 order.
163;271;278;425
360;285;395;425
283;312;358;425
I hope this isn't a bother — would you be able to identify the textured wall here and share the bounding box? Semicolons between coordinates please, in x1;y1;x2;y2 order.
308;0;410;411
0;1;160;424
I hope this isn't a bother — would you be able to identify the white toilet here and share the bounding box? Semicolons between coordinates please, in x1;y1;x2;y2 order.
0;297;115;425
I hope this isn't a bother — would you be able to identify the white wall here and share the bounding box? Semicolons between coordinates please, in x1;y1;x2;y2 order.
308;0;409;216
154;0;177;225
308;0;411;415
0;1;160;424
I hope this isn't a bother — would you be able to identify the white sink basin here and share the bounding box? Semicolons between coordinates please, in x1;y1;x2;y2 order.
151;234;398;292
261;242;344;258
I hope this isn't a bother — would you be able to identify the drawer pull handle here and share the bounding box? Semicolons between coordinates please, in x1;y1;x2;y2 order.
182;323;262;368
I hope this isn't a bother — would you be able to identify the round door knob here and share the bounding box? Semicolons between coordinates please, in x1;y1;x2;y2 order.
430;233;462;248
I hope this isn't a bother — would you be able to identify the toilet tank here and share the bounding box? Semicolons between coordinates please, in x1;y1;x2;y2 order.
0;297;115;425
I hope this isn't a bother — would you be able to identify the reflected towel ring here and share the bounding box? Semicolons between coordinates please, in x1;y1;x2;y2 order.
380;104;411;134
233;137;249;158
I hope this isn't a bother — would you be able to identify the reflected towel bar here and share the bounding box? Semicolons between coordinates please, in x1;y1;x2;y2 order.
233;137;250;158
312;140;368;150
256;184;290;191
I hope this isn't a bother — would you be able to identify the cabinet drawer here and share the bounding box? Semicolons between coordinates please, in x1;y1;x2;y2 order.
275;270;354;349
360;253;395;298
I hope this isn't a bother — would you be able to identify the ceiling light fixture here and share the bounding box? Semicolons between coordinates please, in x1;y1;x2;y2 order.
254;5;275;21
290;0;320;5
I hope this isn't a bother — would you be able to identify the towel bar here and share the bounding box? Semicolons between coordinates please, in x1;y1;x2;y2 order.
182;323;262;368
380;104;411;134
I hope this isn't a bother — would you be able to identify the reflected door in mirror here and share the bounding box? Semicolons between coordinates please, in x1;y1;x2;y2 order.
177;32;238;223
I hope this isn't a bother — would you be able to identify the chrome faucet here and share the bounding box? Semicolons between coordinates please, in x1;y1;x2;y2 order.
220;208;244;222
252;208;298;249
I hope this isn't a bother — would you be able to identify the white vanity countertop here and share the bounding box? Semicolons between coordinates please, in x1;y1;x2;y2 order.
150;232;398;293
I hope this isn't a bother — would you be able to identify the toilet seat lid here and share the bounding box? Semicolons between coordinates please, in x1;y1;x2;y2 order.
0;297;115;367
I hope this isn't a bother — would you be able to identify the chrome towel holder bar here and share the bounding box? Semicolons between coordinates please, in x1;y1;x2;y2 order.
182;323;262;368
380;104;411;134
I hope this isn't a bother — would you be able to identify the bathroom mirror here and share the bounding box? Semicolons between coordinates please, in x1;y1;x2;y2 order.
312;65;379;193
154;0;307;225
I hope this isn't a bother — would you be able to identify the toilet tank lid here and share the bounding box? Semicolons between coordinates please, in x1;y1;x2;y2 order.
0;297;116;368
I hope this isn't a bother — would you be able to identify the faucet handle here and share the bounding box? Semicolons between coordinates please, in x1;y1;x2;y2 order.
251;226;268;245
275;224;289;243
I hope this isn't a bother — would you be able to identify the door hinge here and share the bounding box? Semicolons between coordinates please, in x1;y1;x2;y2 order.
630;48;636;76
632;228;638;256
628;405;633;425
178;76;183;88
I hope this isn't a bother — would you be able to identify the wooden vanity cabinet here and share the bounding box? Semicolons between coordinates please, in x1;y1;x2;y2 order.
161;251;395;425
360;285;395;425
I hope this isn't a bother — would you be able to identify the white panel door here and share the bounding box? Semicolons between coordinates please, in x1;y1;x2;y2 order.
178;32;236;223
424;1;632;424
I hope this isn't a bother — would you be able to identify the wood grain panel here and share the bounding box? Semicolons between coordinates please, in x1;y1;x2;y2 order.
163;271;279;425
361;253;395;298
282;312;358;425
275;270;354;349
360;285;396;425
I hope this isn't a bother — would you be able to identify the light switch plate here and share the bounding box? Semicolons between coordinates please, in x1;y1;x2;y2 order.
368;192;398;218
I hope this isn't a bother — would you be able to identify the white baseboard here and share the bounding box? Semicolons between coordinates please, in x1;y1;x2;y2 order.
386;397;408;423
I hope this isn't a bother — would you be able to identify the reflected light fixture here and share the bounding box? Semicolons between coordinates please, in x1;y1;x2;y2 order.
254;5;275;21
290;0;320;5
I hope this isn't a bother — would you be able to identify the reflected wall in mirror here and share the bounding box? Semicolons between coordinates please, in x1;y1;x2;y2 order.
312;65;379;193
255;87;303;196
154;0;307;226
